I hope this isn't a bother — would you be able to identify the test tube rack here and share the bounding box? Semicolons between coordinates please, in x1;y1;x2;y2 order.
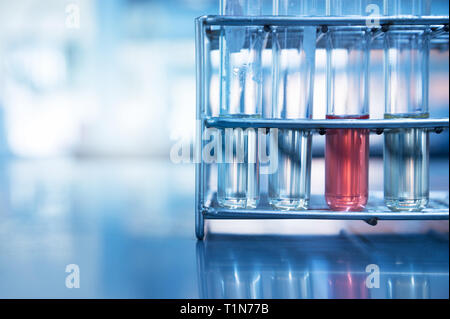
195;15;450;240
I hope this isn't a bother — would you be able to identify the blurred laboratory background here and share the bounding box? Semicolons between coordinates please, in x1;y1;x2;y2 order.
0;0;448;158
0;0;448;298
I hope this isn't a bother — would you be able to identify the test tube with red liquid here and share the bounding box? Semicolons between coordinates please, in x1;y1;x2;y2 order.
325;0;370;211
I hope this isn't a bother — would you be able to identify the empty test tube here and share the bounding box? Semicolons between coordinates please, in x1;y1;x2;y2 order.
217;0;263;209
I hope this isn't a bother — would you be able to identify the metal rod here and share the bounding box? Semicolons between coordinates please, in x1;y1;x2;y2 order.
203;208;449;220
205;117;449;130
201;191;449;221
200;15;449;27
431;25;450;38
195;18;206;240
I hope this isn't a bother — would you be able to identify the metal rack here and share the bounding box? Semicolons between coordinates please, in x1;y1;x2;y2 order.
195;15;450;240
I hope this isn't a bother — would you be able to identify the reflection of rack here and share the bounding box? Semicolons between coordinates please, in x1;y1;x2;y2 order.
196;234;449;298
195;15;450;240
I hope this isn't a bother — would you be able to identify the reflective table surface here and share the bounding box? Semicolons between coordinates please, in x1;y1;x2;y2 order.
0;158;448;298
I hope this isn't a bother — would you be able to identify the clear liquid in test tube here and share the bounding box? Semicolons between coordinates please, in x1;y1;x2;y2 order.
383;0;430;211
268;0;321;210
217;0;262;209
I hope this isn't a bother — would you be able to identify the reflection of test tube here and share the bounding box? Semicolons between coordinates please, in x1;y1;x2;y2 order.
387;275;430;299
325;0;370;211
383;0;430;211
217;0;262;209
329;270;369;299
268;0;323;210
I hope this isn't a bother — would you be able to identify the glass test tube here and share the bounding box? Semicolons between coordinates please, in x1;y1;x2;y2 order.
325;0;370;211
268;0;322;210
217;0;262;209
383;0;430;211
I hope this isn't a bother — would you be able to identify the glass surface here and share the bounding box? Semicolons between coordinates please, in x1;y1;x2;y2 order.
198;232;449;299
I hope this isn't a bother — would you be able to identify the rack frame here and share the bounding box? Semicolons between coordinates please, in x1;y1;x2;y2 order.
195;15;450;240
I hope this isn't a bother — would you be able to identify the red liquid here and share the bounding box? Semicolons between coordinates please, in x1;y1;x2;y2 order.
329;270;369;299
325;114;369;211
